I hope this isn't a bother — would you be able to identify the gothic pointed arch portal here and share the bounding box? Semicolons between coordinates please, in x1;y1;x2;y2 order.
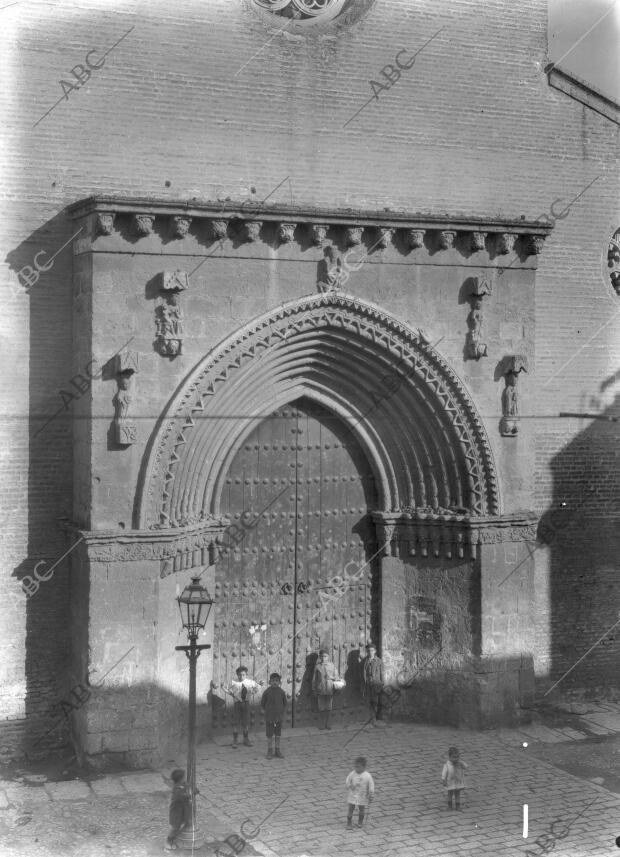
139;292;500;531
137;292;502;730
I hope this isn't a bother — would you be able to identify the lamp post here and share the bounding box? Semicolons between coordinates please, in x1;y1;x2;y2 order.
175;575;214;851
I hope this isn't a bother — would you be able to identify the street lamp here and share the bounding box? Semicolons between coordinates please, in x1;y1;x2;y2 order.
175;575;214;851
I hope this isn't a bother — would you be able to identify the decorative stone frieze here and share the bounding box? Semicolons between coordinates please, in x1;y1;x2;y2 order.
311;224;328;246
500;355;528;437
406;229;425;249
112;351;139;446
346;226;363;247
70;198;552;265
278;222;296;243
245;220;262;242
155;270;189;357
68;517;229;568
95;212;115;236
171;216;191;238
470;231;486;252
133;213;155;236
372;510;538;560
496;232;516;255
465;277;492;360
438;230;456;250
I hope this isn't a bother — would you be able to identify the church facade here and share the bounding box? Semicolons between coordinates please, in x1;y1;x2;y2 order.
2;0;618;768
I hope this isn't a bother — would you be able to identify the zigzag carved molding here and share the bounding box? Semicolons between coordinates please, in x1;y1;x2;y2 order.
138;293;501;529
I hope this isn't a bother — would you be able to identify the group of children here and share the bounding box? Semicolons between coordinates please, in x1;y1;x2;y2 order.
166;746;467;847
164;650;468;847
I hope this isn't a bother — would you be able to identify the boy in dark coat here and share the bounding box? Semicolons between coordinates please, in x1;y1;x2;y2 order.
164;768;191;850
260;672;287;758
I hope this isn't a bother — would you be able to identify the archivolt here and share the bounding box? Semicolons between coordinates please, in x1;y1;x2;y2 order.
137;293;500;529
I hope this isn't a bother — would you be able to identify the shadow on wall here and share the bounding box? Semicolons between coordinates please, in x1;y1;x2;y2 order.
543;386;620;699
6;212;76;760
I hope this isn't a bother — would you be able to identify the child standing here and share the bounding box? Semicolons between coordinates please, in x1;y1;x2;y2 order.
345;756;375;829
260;672;287;759
441;746;467;810
164;768;191;851
228;665;260;748
312;649;338;730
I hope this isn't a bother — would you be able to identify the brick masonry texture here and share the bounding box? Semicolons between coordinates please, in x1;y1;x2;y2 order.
1;0;619;758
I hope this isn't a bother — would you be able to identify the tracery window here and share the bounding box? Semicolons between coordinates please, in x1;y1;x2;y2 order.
608;227;620;296
250;0;371;29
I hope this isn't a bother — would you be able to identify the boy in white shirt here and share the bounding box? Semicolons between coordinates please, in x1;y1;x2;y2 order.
345;755;375;829
228;665;259;748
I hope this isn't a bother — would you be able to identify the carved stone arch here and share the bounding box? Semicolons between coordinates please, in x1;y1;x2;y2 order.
137;293;500;529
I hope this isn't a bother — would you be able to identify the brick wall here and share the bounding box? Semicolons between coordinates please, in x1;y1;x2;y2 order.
2;0;619;757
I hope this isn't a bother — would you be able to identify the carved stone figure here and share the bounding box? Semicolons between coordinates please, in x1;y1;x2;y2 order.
318;245;344;293
156;270;189;356
112;351;139;445
500;355;528;436
210;219;228;241
465;278;492;360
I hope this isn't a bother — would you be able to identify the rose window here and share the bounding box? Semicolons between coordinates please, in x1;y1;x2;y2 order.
250;0;373;28
608;228;620;296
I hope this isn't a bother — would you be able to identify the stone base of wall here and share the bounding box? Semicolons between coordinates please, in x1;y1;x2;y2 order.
390;655;534;729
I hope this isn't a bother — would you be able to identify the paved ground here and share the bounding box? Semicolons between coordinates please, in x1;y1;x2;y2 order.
1;708;620;857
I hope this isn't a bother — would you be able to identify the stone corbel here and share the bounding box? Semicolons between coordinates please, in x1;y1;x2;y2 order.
406;229;425;249
133;214;155;236
500;355;528;436
311;224;328;246
172;216;191;238
526;234;545;256
210;220;228;241
496;232;516;255
112;351;139;446
244;220;262;242
346;226;363;247
155;270;189;357
278;222;296;244
465;276;493;360
376;227;393;249
95;212;115;236
438;230;456;250
470;231;486;252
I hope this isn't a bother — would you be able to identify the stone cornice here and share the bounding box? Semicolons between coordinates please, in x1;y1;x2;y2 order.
68;195;552;235
371;510;538;558
68;196;552;259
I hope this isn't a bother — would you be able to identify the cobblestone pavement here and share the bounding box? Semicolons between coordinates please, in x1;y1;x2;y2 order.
1;717;620;857
194;721;620;857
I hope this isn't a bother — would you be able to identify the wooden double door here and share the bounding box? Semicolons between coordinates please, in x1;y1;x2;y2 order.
211;398;379;729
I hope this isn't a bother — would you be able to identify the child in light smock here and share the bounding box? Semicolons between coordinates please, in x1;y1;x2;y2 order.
345;756;374;829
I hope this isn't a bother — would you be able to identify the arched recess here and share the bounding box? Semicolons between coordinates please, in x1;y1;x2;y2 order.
137;293;500;530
